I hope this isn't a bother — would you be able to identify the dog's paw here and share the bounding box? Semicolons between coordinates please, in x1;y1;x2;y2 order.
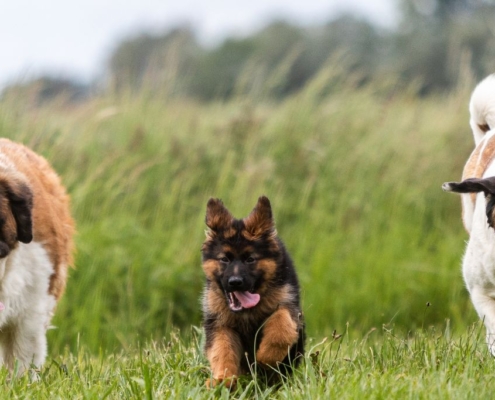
205;376;237;390
256;346;286;367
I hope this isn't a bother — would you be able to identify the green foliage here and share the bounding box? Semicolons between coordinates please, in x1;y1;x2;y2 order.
395;0;495;93
108;27;201;96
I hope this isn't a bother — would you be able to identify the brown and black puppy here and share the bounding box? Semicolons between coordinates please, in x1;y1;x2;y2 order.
201;196;304;388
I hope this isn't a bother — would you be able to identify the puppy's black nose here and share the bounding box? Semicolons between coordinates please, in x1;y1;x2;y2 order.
228;276;244;289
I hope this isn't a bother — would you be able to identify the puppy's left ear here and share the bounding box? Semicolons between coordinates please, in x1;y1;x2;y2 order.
6;181;33;244
243;196;275;239
205;198;234;232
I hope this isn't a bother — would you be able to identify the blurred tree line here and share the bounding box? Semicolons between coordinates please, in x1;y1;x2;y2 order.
106;0;495;100
3;0;495;104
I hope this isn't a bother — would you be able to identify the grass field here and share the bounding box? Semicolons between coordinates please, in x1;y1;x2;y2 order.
0;71;488;397
3;324;494;398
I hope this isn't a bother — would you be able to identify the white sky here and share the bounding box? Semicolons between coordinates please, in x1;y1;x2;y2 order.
0;0;397;87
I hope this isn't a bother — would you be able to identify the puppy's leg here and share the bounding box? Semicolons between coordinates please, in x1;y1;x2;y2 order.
0;327;15;370
470;289;495;356
256;308;299;367
206;327;243;388
3;320;47;375
463;239;495;356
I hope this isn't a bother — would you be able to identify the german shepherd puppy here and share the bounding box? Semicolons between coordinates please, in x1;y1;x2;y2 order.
201;196;304;388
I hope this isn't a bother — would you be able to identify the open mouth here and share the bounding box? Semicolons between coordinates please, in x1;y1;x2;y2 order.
226;291;261;312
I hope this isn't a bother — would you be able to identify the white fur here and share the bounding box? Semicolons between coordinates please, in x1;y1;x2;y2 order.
461;74;495;355
469;74;495;145
0;242;56;372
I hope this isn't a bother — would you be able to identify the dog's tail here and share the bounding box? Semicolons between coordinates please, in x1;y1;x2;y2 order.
470;74;495;145
442;177;495;195
443;177;495;229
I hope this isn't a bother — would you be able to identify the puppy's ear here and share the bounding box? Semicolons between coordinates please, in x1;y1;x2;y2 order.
443;177;495;229
243;196;275;240
5;181;33;244
205;198;233;232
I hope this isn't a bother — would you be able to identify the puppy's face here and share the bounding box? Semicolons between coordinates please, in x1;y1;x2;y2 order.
0;177;33;258
202;196;280;312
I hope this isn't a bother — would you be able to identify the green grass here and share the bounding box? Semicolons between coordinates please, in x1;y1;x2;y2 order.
0;71;488;396
2;324;494;399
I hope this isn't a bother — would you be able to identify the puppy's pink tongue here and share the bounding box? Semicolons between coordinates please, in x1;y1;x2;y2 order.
0;302;4;311
234;291;260;308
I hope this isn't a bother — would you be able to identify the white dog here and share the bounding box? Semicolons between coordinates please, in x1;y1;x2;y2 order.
0;139;74;373
443;74;495;354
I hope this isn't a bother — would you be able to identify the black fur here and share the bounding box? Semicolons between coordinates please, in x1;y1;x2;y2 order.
444;177;495;228
6;182;33;244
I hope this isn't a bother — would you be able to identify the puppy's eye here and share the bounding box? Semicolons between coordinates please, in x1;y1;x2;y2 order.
219;256;229;263
245;256;255;264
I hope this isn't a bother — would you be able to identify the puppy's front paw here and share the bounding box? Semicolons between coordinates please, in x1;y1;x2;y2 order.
256;345;287;367
206;376;237;390
255;308;299;367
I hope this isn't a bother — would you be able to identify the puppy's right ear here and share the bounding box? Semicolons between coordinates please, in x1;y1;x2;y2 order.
243;196;275;240
205;198;233;232
443;177;495;229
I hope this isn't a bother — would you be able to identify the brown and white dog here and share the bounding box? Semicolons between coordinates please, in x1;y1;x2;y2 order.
443;74;495;354
0;138;74;372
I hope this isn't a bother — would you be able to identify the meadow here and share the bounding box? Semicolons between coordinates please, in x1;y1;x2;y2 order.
0;70;487;397
2;325;495;399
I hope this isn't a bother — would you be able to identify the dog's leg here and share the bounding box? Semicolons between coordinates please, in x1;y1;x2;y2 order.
3;320;47;375
469;288;495;356
256;308;299;367
463;235;495;356
205;327;242;388
0;326;15;370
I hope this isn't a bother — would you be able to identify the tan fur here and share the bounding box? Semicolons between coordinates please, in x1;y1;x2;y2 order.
205;226;236;241
202;259;220;281
206;327;243;386
256;259;278;282
205;283;300;386
222;227;237;239
0;139;74;299
205;199;234;231
255;308;299;366
206;284;230;317
462;135;495;179
463;134;495;203
243;197;274;240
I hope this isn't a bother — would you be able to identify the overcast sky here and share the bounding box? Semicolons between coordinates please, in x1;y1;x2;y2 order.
1;0;397;88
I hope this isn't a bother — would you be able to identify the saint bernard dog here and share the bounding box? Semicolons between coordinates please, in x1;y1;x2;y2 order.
0;138;74;373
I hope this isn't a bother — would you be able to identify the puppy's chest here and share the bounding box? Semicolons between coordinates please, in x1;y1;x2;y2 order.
219;308;273;337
